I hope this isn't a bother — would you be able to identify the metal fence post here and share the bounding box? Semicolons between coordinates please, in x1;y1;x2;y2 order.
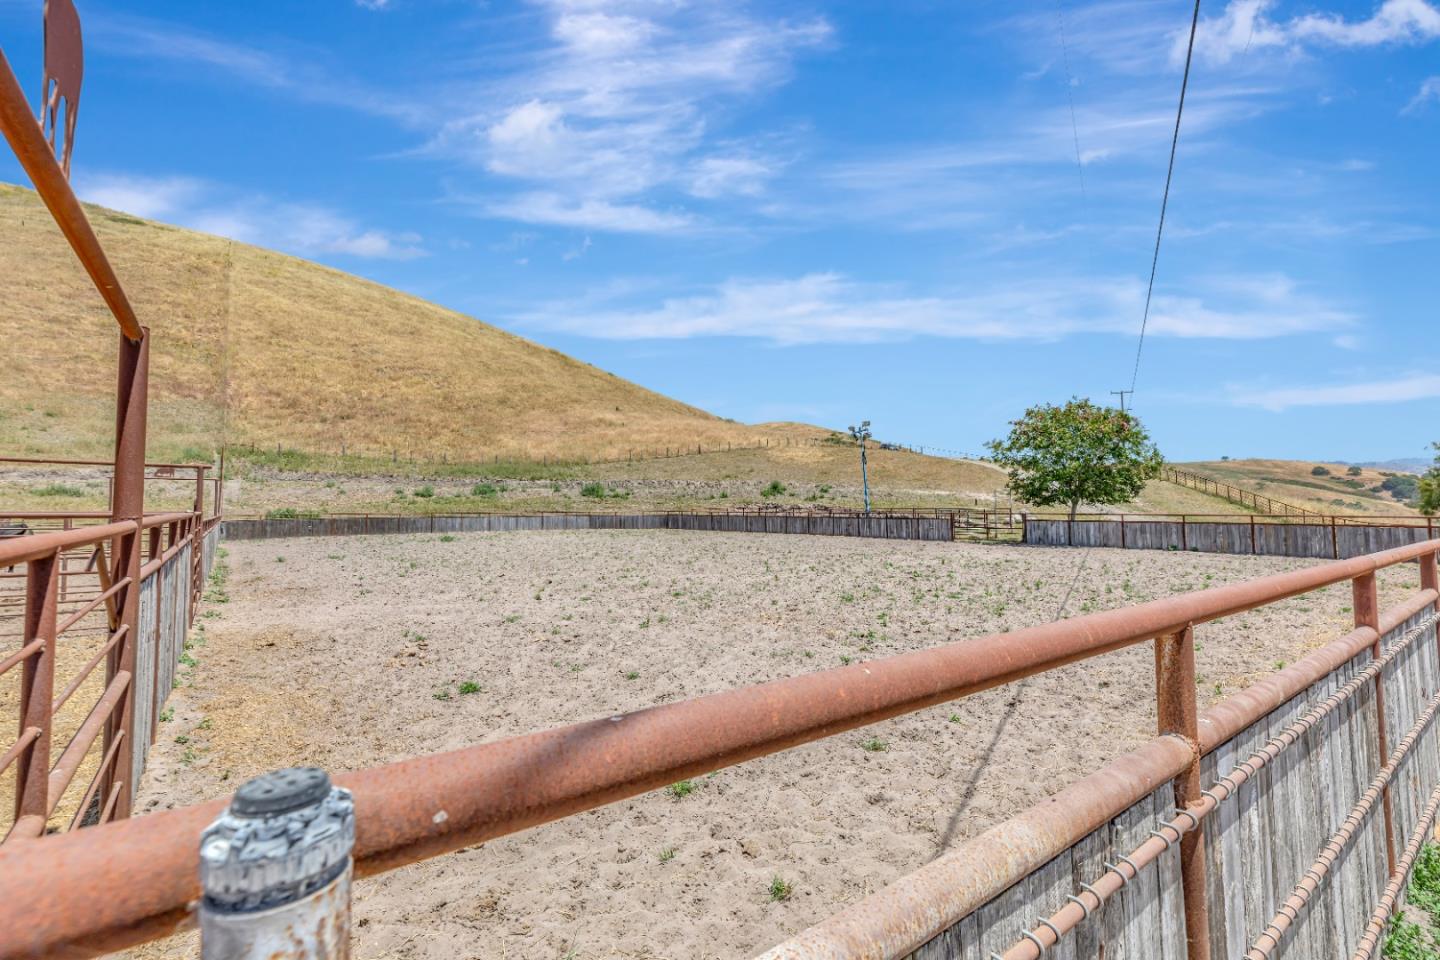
1354;571;1397;875
107;326;149;821
200;767;354;959
1155;625;1211;960
13;553;58;833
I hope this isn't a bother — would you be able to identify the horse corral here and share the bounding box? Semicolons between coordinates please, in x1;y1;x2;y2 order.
121;531;1415;959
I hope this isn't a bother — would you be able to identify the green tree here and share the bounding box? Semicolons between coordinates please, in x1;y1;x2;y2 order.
1420;443;1440;517
986;398;1164;521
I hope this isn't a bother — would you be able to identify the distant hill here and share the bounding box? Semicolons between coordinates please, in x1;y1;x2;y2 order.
0;182;824;464
1354;458;1430;475
1181;459;1422;516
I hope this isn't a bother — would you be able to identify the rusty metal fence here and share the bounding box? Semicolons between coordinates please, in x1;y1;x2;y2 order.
0;8;222;846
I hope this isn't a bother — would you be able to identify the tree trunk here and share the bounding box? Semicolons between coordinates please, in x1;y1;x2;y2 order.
1069;499;1079;522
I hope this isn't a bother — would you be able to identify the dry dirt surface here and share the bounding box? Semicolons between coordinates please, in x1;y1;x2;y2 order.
123;531;1420;960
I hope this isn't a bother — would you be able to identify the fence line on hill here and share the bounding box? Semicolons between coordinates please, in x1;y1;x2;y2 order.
1163;467;1328;520
223;435;991;474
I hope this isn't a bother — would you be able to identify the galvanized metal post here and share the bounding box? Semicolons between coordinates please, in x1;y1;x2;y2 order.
106;327;149;821
1354;571;1397;875
1155;625;1211;960
200;767;354;959
13;552;58;833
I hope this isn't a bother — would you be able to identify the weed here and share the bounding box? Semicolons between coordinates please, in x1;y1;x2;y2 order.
197;717;213;730
948;713;961;723
860;737;887;752
761;480;787;498
439;534;456;542
433;690;451;701
275;556;285;563
624;670;640;680
666;780;695;799
458;680;482;695
174;734;189;745
581;482;606;498
659;846;677;863
472;482;499;497
159;707;174;723
839;655;853;665
768;876;793;902
32;483;85;497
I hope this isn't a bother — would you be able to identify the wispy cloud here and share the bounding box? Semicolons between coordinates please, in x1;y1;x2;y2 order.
1186;0;1440;64
425;0;830;232
1404;75;1440;112
513;271;1352;345
1228;373;1440;410
87;13;424;124
77;173;425;260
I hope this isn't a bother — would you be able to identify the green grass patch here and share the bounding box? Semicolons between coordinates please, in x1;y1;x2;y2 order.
32;483;85;497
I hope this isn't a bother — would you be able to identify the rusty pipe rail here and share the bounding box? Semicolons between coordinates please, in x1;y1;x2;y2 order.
759;568;1440;960
0;50;140;340
0;539;1437;959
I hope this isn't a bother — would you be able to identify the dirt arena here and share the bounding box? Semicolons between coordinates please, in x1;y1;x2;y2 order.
124;531;1419;960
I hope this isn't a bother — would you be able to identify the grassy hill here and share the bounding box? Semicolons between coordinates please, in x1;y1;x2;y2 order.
0;182;824;464
1178;459;1422;517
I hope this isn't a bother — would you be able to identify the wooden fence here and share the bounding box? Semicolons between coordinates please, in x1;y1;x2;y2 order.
898;605;1439;959
221;511;955;543
1025;515;1438;560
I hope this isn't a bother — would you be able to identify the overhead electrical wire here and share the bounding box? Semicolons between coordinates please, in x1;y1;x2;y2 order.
1129;0;1203;397
1056;0;1087;200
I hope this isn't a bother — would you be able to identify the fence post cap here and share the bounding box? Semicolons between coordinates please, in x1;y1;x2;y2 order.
200;767;354;914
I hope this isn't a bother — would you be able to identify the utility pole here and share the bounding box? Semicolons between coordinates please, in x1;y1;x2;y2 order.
1110;389;1133;412
849;421;872;515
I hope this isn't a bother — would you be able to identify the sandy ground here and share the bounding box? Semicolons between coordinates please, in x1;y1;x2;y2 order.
120;531;1420;960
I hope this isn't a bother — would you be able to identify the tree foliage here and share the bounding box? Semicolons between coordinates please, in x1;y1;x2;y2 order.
986;398;1164;520
1420;442;1440;517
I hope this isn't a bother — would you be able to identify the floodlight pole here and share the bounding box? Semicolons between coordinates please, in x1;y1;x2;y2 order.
860;438;870;515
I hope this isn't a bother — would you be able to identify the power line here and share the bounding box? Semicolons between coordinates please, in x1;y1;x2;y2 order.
1129;0;1202;396
1055;0;1087;200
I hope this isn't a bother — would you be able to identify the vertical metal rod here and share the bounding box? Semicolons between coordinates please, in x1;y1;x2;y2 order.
13;553;58;828
1354;571;1396;875
1155;625;1211;960
1422;549;1438;615
107;328;150;821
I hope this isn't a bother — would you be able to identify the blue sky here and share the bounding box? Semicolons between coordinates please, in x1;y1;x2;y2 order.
2;0;1437;461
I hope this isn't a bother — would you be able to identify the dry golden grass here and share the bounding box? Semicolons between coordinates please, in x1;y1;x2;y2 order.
0;182;821;463
1179;459;1421;517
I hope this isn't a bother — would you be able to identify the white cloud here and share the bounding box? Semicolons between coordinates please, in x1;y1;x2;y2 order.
485;192;694;233
1186;0;1440;64
356;0;392;8
77;174;207;219
78;173;425;261
1228;373;1440;410
1404;75;1440;112
427;1;830;232
514;271;1352;345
